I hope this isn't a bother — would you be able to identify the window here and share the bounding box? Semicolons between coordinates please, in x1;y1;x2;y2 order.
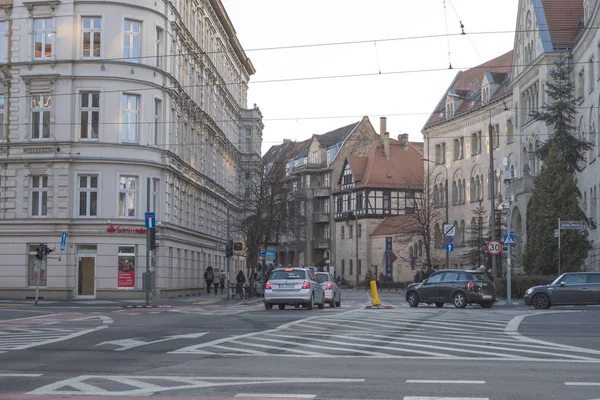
358;224;362;238
435;143;446;164
506;119;514;144
121;94;139;142
34;18;53;59
493;125;500;149
349;259;353;275
324;173;331;187
31;94;51;140
427;272;443;283
118;176;137;217
471;132;481;155
0;95;5;141
28;244;47;287
82;17;101;58
123;20;141;62
80;92;99;139
383;191;391;212
341;226;345;239
0;21;7;62
578;69;585;98
31;175;48;216
153;99;162;146
356;193;363;210
453;138;464;160
324;224;330;239
349;225;353;239
78;175;98;216
324;198;330;213
197;73;203;108
151;178;160;213
155;27;163;68
311;151;319;164
341;260;345;277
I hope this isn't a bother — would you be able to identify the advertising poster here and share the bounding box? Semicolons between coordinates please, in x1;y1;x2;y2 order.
118;255;135;288
385;237;393;278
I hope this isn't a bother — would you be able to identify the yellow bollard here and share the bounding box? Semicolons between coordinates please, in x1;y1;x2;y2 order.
370;280;381;306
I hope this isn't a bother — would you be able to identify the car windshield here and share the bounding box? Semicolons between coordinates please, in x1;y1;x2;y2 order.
551;275;564;285
470;272;493;281
316;273;329;283
270;270;306;280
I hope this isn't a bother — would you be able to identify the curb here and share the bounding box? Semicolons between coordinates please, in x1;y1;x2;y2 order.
121;305;172;309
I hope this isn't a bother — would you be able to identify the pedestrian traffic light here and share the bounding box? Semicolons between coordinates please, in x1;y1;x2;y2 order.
149;228;157;250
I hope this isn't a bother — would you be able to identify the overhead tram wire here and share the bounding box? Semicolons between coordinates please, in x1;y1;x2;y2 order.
446;0;484;63
443;0;453;69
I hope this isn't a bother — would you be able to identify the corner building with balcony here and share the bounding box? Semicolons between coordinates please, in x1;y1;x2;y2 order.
0;0;263;299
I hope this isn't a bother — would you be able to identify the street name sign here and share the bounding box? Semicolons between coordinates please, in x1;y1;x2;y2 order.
559;221;584;230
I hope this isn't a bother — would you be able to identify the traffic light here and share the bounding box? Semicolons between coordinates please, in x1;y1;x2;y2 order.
149;228;157;250
226;240;233;258
35;244;52;260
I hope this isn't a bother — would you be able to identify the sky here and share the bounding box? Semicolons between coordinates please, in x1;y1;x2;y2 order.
221;0;519;155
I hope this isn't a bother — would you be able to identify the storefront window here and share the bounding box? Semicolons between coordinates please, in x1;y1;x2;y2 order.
117;245;136;288
27;244;47;286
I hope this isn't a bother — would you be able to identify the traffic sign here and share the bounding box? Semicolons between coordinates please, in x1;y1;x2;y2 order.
445;236;454;244
259;247;266;258
503;234;515;245
145;212;156;228
60;232;67;251
443;224;456;237
446;244;454;252
487;240;502;255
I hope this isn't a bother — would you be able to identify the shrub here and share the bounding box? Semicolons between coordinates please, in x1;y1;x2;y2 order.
494;275;555;298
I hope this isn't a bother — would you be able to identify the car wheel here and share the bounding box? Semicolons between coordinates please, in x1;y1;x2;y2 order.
481;302;494;309
318;299;325;309
264;303;272;310
335;297;341;307
453;292;467;308
531;293;551;309
278;304;285;310
435;302;444;308
330;299;336;308
306;295;314;310
407;291;419;308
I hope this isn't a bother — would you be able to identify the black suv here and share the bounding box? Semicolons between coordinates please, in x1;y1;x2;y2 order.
406;269;496;308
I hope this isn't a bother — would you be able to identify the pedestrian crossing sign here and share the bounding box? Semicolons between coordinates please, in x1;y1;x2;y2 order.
503;234;515;245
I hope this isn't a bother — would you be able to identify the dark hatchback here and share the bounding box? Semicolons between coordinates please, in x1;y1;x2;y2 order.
406;269;496;308
524;272;600;309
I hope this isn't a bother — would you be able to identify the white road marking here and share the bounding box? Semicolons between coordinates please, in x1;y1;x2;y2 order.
406;380;486;384
235;394;316;398
404;397;489;400
71;315;113;324
565;382;600;386
96;332;208;351
0;326;107;350
28;375;365;396
0;373;43;377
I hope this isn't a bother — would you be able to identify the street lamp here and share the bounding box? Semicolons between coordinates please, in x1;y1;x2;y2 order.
422;158;449;270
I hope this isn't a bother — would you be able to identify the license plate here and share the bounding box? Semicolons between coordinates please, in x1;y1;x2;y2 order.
279;284;294;289
482;295;492;299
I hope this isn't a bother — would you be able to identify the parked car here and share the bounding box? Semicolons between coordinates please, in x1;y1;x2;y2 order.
264;268;325;310
524;272;600;309
405;269;496;308
316;272;341;308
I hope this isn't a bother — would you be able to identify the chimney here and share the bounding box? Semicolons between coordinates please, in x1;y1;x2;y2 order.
380;117;387;136
283;139;291;143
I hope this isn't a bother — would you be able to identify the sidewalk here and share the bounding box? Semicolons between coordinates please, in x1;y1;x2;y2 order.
0;294;264;308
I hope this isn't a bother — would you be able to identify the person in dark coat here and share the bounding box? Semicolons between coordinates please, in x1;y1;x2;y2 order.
204;266;214;295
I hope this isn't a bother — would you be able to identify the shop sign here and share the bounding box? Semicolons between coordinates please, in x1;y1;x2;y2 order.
107;225;147;235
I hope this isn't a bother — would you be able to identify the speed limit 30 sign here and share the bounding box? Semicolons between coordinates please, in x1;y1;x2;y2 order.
487;240;502;255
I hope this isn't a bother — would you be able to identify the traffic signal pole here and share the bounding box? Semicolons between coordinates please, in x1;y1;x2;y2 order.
145;177;151;307
34;257;41;305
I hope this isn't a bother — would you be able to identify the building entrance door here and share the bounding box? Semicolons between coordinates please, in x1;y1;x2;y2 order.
77;256;96;298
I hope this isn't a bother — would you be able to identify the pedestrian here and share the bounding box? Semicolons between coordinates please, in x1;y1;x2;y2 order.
204;266;214;295
213;267;221;296
414;270;422;283
236;270;246;298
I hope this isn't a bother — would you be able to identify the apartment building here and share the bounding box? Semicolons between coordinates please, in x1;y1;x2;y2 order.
0;0;262;299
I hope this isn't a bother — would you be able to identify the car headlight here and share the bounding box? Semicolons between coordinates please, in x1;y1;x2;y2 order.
525;288;533;295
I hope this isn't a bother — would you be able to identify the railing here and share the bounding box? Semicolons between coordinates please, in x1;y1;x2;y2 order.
314;187;331;197
510;174;534;195
312;239;330;249
313;213;330;223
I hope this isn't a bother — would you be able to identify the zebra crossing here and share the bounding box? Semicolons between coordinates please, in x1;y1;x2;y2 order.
170;309;600;361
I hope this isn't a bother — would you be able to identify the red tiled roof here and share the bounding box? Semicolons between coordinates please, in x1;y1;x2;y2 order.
347;138;424;189
371;214;421;236
423;51;513;129
541;0;583;49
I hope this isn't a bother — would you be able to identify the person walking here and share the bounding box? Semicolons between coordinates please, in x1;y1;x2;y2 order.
204;266;214;295
213;267;222;296
236;270;246;298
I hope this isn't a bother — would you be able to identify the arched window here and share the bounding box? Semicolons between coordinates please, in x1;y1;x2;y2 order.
462;179;466;204
459;220;466;247
433;185;439;207
470;177;476;202
457;180;463;204
452;181;458;205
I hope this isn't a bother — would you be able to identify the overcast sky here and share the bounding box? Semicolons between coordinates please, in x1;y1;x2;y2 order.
221;0;519;155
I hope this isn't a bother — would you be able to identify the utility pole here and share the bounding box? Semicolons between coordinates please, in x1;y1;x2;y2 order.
145;177;151;307
558;217;561;275
504;167;513;305
489;121;498;277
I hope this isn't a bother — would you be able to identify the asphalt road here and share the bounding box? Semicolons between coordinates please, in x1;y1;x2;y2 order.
0;291;600;400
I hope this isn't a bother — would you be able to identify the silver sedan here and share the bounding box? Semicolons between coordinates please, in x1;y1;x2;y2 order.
316;272;341;308
264;268;325;310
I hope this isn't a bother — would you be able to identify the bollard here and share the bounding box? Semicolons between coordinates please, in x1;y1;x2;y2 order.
370;280;381;306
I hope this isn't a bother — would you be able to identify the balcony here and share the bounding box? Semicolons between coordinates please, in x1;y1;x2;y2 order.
510;173;534;196
313;213;330;223
314;187;331;198
312;239;330;250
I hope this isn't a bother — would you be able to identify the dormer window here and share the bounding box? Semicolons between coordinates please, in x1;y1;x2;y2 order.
482;87;490;103
446;102;454;118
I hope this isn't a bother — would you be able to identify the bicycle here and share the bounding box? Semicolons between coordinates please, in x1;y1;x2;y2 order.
220;284;243;300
